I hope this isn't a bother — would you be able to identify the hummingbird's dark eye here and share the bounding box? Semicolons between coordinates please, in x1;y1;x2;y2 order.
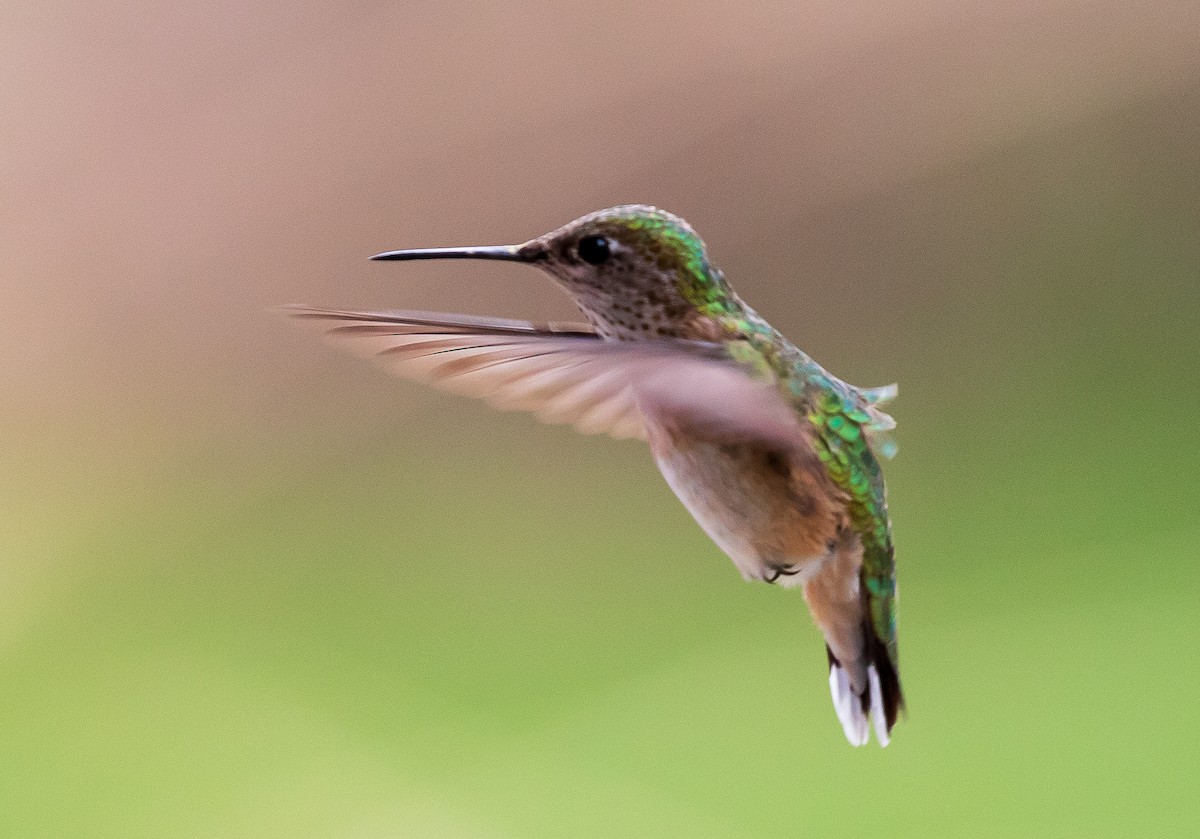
576;235;611;265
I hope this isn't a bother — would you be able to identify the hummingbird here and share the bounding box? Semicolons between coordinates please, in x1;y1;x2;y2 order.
284;205;903;746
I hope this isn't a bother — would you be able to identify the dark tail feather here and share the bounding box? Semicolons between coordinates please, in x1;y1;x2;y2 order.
864;619;905;743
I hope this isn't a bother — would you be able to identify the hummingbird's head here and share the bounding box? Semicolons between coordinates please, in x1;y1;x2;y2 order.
371;205;738;339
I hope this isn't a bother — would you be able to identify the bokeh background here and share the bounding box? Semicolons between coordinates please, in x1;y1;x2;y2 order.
4;2;1199;836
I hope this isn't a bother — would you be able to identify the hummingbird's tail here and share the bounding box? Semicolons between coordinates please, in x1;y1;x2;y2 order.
826;632;902;747
805;537;904;746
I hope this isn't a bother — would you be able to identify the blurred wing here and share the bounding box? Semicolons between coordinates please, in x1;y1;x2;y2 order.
282;306;805;447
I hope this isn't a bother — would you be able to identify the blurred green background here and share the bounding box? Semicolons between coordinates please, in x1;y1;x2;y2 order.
3;2;1199;836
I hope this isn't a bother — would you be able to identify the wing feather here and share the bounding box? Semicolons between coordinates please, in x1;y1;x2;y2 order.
282;306;805;447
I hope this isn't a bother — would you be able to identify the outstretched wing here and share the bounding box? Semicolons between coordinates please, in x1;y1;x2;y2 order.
283;307;806;448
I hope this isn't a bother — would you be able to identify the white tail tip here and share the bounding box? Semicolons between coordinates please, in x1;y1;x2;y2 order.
829;665;869;746
868;665;890;747
829;663;891;747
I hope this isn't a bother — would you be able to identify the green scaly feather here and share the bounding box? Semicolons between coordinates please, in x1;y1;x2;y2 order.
804;379;899;669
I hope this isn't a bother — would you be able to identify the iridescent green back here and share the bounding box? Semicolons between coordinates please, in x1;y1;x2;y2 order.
804;378;899;668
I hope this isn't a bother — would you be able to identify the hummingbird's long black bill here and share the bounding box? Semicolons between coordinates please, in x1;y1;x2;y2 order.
369;244;534;262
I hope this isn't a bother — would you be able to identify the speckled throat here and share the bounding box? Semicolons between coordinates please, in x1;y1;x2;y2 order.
568;276;739;342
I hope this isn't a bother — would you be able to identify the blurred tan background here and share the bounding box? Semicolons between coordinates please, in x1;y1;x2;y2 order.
3;2;1199;837
6;1;1197;434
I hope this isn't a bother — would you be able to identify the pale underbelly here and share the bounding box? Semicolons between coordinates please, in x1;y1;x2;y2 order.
652;438;838;588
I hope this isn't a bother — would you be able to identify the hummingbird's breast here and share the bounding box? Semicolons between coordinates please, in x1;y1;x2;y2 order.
647;425;849;586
